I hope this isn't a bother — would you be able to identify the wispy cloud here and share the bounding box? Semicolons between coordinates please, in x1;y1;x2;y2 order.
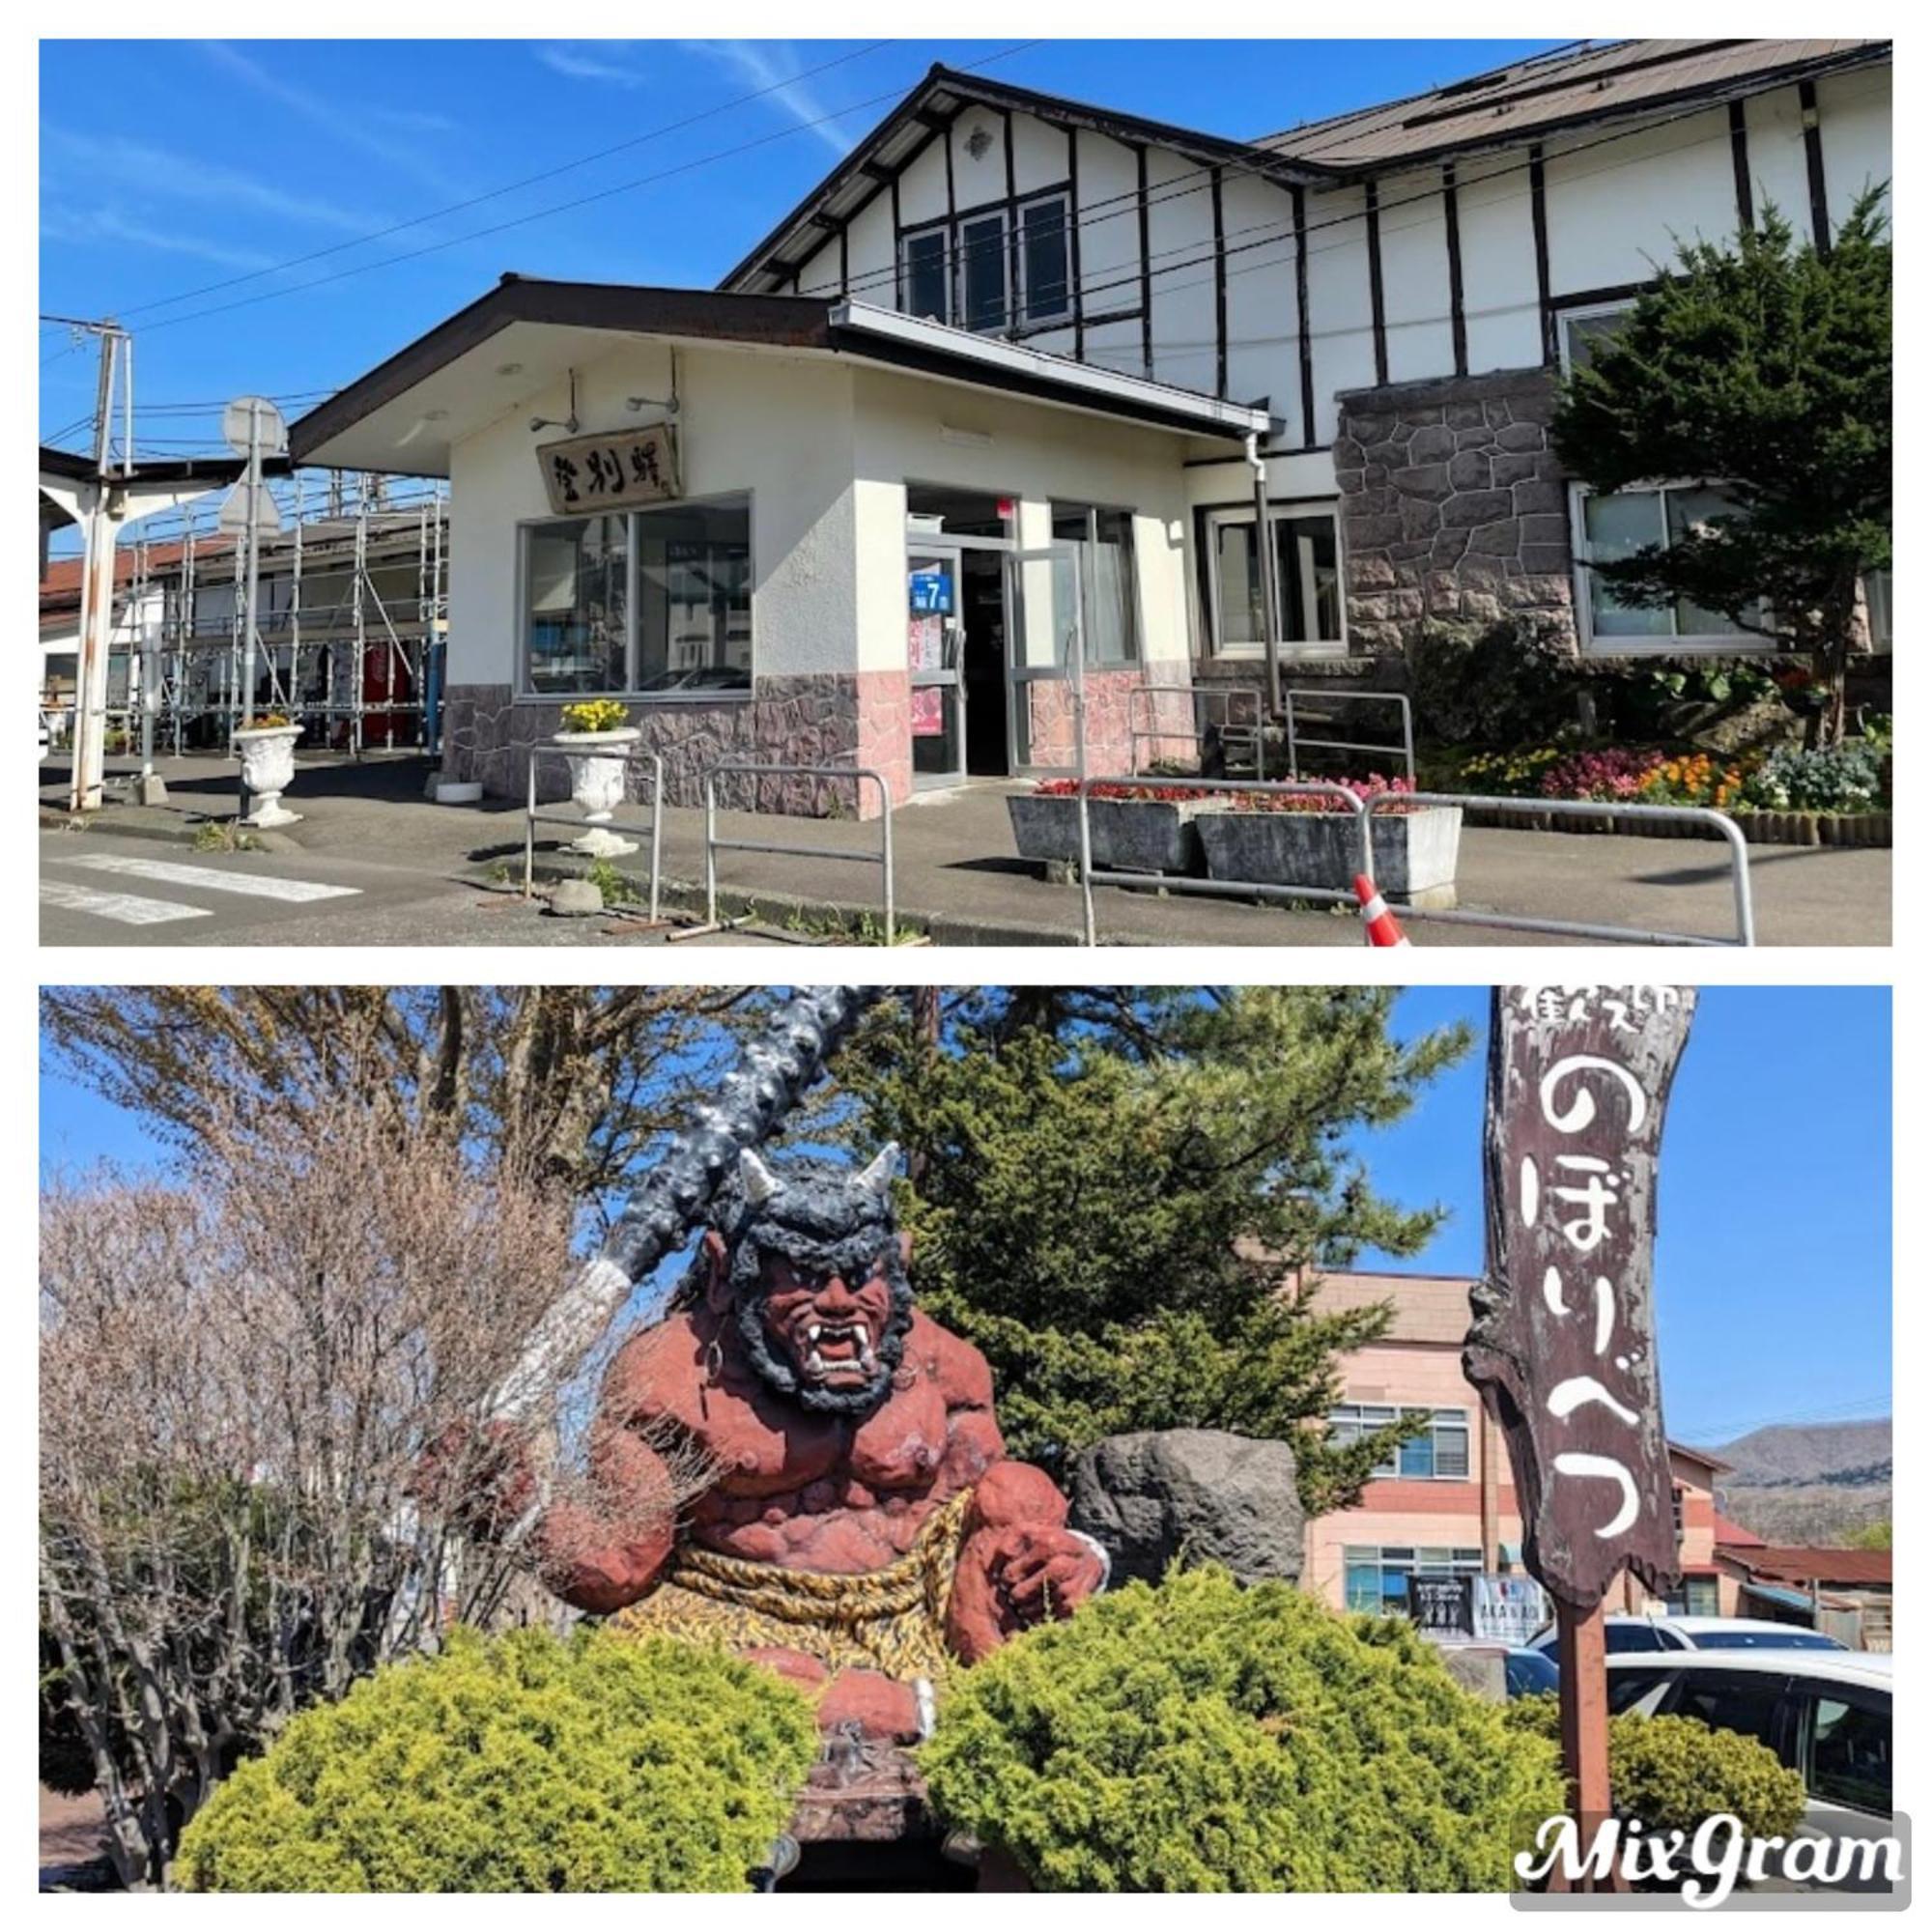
681;42;859;156
42;128;386;235
200;41;466;195
41;202;279;271
537;40;857;156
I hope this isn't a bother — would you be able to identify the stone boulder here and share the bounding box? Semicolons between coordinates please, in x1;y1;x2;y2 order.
1066;1429;1303;1587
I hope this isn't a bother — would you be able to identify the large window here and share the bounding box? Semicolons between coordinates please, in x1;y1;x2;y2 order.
1573;482;1761;653
897;194;1069;335
1052;503;1139;665
523;497;751;697
1330;1404;1471;1480
525;513;628;696
1344;1545;1482;1616
1205;503;1344;658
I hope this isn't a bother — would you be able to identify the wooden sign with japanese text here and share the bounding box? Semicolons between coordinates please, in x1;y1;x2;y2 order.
1467;986;1695;1612
537;425;680;517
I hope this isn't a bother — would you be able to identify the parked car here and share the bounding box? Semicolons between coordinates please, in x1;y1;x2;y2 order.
1527;1614;1849;1658
1505;1646;1561;1699
1605;1649;1892;1851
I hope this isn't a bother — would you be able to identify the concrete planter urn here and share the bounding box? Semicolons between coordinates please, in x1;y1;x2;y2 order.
554;725;641;857
233;723;304;828
1197;802;1463;908
1007;789;1225;879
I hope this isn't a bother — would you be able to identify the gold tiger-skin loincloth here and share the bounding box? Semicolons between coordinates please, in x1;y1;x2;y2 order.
608;1485;974;1682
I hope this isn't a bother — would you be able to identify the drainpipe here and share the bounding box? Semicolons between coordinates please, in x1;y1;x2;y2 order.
1245;431;1283;737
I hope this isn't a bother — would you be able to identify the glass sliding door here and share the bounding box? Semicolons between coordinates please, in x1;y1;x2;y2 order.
906;547;965;787
1009;540;1085;777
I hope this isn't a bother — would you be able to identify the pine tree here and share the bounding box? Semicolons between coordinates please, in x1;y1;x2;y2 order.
835;988;1472;1516
1551;191;1890;746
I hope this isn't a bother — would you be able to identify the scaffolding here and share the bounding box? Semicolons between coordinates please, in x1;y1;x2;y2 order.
71;469;450;759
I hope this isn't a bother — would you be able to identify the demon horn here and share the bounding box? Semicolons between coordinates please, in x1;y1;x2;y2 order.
740;1149;783;1205
857;1143;899;1197
486;986;899;1421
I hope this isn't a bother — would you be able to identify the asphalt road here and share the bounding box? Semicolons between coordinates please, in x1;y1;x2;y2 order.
37;831;812;949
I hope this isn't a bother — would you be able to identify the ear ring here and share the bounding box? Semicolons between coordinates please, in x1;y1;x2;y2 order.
704;1339;724;1386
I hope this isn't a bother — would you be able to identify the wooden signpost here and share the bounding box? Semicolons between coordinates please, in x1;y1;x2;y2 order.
1466;985;1696;1886
537;424;681;517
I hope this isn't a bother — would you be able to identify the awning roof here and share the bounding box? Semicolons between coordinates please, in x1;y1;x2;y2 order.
288;275;1276;475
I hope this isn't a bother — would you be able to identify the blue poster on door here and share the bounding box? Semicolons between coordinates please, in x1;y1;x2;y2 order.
908;565;952;615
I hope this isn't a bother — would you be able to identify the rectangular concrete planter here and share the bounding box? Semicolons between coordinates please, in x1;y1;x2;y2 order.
1197;804;1463;907
1007;792;1224;877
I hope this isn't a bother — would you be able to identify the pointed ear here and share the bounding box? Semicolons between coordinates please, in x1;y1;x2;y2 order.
702;1230;733;1314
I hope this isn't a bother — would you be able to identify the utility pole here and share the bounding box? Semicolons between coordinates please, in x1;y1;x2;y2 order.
218;396;287;818
64;320;131;814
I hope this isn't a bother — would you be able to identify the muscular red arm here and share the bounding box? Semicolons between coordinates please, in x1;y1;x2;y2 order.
534;1417;679;1615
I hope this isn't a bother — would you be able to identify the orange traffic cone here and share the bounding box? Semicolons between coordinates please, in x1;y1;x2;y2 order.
1354;873;1409;948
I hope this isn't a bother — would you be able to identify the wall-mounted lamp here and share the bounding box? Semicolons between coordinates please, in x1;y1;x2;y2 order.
625;349;682;421
529;368;580;437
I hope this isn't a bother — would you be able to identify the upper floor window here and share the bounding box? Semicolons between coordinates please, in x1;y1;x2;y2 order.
897;192;1071;336
1572;481;1764;654
1330;1403;1470;1480
1558;299;1637;376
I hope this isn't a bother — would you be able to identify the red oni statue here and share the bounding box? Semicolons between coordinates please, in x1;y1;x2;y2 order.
528;1146;1107;1745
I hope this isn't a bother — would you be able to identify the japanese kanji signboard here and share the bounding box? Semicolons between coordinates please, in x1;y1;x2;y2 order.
1467;985;1695;1612
537;425;680;516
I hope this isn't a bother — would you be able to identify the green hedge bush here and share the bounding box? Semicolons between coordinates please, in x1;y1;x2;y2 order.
921;1566;1563;1890
177;1628;817;1892
1506;1695;1805;1841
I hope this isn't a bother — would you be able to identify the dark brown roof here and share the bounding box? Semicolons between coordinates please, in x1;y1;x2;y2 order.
1259;39;1890;170
1731;1545;1891;1587
721;62;1335;294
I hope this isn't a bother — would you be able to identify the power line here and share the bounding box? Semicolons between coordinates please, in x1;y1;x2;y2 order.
128;43;1044;342
104;41;898;327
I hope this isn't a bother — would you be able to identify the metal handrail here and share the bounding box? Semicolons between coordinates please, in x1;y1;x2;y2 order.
523;744;665;923
1282;687;1416;783
1075;774;1375;947
1125;681;1264;777
701;762;896;945
1361;790;1755;948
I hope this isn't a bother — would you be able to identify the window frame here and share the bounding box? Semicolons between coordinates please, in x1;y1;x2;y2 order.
954;206;1011;334
515;492;756;703
1201;498;1348;662
1569;478;1771;658
1555;297;1638;378
1016;191;1072;326
1341;1542;1483;1615
1329;1403;1472;1481
899;220;953;326
1050;500;1142;668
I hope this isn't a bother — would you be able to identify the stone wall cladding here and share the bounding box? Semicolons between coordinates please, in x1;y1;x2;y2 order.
1022;666;1191;773
442;673;904;820
1334;366;1577;656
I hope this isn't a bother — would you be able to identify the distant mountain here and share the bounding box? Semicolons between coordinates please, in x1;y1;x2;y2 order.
1700;1419;1890;1546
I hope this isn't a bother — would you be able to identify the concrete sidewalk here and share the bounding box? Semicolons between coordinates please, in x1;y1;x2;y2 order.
41;753;1890;948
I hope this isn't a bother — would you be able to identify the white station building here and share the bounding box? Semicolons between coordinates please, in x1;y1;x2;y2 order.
290;38;1891;815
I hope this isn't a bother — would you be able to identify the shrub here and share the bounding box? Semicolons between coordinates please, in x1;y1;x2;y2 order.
559;698;631;735
177;1629;817;1893
1406;617;1581;747
1506;1697;1805;1842
1740;742;1886;813
922;1566;1562;1890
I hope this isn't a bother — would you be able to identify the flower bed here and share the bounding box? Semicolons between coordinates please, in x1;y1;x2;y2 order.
1443;738;1890;845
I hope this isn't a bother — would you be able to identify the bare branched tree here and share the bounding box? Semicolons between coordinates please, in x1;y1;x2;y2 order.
40;1094;713;1889
40;986;760;1220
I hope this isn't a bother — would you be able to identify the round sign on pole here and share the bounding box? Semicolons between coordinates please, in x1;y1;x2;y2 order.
221;395;289;457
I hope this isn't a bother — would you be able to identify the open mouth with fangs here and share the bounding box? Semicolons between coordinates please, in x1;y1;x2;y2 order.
793;1318;880;1385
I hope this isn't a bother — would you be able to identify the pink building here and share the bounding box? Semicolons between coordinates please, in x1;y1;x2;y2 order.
1306;1270;1727;1620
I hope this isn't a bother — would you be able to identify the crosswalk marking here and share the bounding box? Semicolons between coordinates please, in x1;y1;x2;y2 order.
59;854;362;904
41;878;213;925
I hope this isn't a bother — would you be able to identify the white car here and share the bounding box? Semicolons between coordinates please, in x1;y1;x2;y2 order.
1605;1649;1892;1853
1528;1613;1849;1658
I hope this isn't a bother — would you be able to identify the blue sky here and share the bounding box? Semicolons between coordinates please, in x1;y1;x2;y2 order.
39;985;1889;1451
39;38;1562;449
